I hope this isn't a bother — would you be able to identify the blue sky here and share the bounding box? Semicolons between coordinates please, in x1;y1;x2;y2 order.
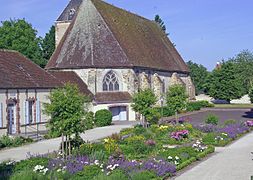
0;0;252;70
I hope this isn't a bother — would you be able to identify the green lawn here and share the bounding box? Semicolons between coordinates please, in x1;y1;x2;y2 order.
214;104;253;109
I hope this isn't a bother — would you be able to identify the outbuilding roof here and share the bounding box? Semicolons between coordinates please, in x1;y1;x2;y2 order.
0;49;62;89
47;0;189;73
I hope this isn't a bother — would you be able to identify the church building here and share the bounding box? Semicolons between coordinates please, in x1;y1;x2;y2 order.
46;0;195;121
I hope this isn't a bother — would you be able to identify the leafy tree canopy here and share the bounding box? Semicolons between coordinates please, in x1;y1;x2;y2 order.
206;62;244;102
41;25;55;60
131;89;158;125
44;84;91;137
0;19;46;67
166;84;188;113
228;50;253;94
187;61;209;94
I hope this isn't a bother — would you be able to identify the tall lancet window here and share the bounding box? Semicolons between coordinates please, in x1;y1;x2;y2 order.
103;71;119;91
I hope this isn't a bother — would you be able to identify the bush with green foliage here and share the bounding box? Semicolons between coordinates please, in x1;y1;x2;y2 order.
186;101;213;112
14;158;49;172
130;170;158;180
223;119;237;126
94;109;112;127
0;135;33;149
74;165;101;180
205;114;219;125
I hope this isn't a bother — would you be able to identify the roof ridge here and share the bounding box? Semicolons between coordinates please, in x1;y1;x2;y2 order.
92;0;155;24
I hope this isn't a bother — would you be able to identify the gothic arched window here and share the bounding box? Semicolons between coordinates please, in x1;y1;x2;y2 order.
103;71;119;91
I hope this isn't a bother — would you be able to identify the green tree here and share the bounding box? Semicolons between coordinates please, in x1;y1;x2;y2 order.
131;89;158;127
166;84;188;121
41;25;55;60
187;61;209;94
228;50;253;94
249;85;253;103
44;84;91;156
154;15;167;34
206;62;244;102
0;19;46;67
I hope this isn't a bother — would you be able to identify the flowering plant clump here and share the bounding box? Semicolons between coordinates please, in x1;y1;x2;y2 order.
104;138;118;154
33;165;48;175
145;139;156;146
167;155;181;165
245;120;253;127
159;125;170;131
195;124;217;133
170;130;189;140
141;158;176;177
192;140;207;152
218;124;249;139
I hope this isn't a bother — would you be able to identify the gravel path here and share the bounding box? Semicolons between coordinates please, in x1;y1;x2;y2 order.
0;123;135;162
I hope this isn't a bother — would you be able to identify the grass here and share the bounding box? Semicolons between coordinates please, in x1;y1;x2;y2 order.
214;104;253;109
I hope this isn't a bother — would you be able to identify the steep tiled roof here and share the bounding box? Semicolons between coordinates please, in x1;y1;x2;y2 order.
57;0;82;22
95;92;132;104
46;0;189;73
49;71;93;96
0;49;62;89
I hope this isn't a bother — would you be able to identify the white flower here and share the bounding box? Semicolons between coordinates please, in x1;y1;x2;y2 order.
175;156;179;160
168;156;173;160
94;160;99;165
57;169;62;172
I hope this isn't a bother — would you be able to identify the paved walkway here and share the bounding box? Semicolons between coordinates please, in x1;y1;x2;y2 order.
0;123;135;162
176;131;253;180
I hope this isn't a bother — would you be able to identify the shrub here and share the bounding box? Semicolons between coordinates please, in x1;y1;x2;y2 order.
77;143;105;156
133;126;147;135
74;165;101;179
130;170;158;180
0;135;13;148
157;107;174;117
202;133;216;145
224;119;237;126
94;109;112;127
10;169;44;180
205;114;219;125
89;150;107;162
14;157;49;172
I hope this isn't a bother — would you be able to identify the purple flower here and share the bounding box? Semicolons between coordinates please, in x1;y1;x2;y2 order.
170;130;189;140
195;124;217;133
218;124;249;139
141;158;176;176
245;120;253;127
145;139;156;146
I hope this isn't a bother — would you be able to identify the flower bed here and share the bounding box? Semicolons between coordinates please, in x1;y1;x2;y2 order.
2;118;252;179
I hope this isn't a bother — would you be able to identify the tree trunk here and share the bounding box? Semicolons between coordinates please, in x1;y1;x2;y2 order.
65;135;68;157
61;134;64;158
69;135;71;155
